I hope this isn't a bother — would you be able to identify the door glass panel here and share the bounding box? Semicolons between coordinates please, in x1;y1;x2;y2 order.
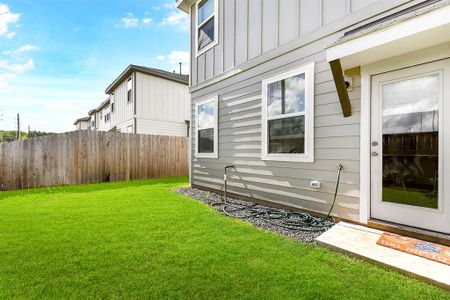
382;74;440;209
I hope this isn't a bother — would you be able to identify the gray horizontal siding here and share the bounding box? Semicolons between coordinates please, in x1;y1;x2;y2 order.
192;178;359;220
190;31;362;220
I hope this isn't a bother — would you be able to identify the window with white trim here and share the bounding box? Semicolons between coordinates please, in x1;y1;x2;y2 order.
111;94;115;113
195;0;218;56
195;96;218;158
261;62;315;162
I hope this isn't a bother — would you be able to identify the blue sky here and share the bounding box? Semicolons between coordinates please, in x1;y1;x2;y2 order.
0;0;189;132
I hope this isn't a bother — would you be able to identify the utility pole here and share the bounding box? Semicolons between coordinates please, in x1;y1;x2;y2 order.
28;125;31;138
16;113;20;140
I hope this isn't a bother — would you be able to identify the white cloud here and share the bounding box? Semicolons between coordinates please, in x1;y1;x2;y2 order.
157;50;189;74
142;18;153;25
119;13;154;28
3;44;39;56
160;11;189;31
6;31;15;39
0;59;35;88
0;76;106;132
154;2;176;11
0;58;34;73
0;3;20;37
163;3;177;9
167;51;189;65
0;73;14;88
120;13;139;28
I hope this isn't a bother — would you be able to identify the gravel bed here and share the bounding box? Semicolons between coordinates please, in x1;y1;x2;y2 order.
174;187;334;243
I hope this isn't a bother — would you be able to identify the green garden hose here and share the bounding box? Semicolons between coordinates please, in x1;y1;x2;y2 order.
212;164;343;231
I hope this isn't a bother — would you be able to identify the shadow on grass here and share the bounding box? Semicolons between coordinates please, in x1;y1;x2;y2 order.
0;176;189;201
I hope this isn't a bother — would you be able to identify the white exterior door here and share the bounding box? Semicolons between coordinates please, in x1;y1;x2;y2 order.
370;59;450;234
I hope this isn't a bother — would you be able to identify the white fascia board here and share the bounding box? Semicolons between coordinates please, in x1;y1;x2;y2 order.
326;5;450;69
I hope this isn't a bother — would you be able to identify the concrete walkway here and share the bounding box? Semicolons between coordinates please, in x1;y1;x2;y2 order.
316;222;450;290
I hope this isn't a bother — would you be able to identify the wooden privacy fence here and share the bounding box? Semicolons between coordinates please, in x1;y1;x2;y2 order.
0;130;188;190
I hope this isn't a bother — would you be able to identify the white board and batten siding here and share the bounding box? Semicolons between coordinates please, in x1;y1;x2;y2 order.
135;72;190;137
188;0;418;222
190;0;383;86
96;105;112;132
111;75;135;132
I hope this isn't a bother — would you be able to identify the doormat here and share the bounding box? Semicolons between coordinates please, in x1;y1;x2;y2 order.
377;233;450;266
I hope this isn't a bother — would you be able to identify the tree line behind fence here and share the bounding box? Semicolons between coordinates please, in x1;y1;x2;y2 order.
0;131;189;190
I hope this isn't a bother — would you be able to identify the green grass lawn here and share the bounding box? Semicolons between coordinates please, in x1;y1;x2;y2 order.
0;177;448;299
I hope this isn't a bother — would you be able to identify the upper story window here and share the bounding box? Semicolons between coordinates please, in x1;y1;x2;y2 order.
195;96;218;158
196;0;218;56
127;78;133;103
261;62;315;162
111;94;115;112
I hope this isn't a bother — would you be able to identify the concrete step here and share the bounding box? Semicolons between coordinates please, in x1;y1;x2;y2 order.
316;222;450;290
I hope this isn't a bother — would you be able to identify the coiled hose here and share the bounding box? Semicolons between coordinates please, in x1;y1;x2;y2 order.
212;164;343;231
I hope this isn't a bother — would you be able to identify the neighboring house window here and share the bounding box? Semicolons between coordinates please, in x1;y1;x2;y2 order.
105;113;110;122
196;0;218;56
195;96;218;158
127;125;133;133
127;78;132;103
111;94;115;112
261;62;315;162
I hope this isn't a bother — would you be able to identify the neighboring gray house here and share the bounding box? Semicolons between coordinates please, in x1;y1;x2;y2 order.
73;116;90;130
105;65;190;136
177;0;450;235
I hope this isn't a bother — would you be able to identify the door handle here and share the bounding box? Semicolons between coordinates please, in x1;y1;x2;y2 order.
372;151;378;157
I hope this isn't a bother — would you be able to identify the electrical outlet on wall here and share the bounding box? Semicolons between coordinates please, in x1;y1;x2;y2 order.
310;180;321;189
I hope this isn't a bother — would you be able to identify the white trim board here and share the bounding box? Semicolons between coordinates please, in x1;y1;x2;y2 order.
327;5;450;70
195;95;219;159
195;0;219;57
260;62;315;162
